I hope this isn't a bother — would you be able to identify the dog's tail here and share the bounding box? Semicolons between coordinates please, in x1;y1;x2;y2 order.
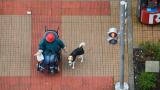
79;42;85;48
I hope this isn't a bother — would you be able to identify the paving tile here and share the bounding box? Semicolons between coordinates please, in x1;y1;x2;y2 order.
0;15;31;76
0;77;31;90
62;16;124;78
153;31;160;42
61;76;113;90
62;1;110;16
0;0;121;90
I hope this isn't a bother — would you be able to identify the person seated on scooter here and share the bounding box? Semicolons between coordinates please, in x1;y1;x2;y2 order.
35;32;66;73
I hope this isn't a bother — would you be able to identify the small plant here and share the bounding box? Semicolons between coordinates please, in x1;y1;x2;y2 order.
139;41;160;61
136;72;157;90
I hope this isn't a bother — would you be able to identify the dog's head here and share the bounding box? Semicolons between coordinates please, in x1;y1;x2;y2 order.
68;56;73;66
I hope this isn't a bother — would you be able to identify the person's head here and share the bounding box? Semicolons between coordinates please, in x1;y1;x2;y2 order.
46;33;55;43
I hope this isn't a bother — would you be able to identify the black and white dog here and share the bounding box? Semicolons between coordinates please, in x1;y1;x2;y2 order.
68;42;85;69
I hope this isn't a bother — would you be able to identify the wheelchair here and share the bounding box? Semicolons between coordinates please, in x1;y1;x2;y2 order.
37;26;62;74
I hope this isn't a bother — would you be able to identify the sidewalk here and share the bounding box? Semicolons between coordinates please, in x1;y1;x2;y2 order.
0;0;116;90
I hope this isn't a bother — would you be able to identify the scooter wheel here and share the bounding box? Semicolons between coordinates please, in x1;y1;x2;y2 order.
50;70;55;74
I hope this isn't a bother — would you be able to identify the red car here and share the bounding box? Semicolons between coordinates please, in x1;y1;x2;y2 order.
137;0;160;25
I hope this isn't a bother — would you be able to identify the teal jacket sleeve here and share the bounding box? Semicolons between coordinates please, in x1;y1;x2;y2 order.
38;38;46;50
57;39;65;49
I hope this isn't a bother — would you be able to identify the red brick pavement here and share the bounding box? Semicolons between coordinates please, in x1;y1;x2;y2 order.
0;0;113;90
